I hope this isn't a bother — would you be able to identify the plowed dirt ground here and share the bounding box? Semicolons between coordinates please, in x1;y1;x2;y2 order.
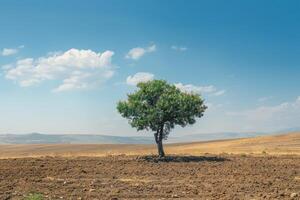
0;155;299;200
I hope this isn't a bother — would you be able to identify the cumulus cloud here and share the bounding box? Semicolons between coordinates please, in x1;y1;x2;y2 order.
174;83;225;96
171;45;187;51
4;48;115;92
126;72;154;86
227;96;300;132
1;45;24;56
125;44;156;60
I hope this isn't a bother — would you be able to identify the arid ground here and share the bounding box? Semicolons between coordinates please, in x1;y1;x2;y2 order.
0;132;299;199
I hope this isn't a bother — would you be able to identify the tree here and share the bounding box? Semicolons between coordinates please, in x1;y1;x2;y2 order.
117;80;207;157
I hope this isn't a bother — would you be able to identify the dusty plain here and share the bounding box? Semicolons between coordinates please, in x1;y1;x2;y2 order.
0;132;299;199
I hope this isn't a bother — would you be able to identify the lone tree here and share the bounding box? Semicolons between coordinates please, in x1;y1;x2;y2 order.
117;80;207;157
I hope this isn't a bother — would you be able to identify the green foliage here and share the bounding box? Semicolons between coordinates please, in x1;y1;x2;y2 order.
24;193;43;200
117;80;207;139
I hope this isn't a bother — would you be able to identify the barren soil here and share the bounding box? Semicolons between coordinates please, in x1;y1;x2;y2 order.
0;155;300;200
1;133;300;199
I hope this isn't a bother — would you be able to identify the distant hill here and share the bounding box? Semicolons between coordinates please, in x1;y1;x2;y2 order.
0;132;263;145
1;128;299;144
0;133;153;144
274;127;300;134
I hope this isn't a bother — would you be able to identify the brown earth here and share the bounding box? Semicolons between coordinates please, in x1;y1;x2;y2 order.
0;132;300;199
0;155;300;200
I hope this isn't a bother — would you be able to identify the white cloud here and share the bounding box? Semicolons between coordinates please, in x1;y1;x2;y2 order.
1;45;24;56
4;48;115;92
258;96;272;102
52;71;91;92
175;83;215;93
174;83;225;96
1;64;13;70
227;96;300;132
171;45;187;51
205;102;223;111
125;44;156;60
213;90;226;96
126;72;154;86
1;48;18;56
147;45;156;52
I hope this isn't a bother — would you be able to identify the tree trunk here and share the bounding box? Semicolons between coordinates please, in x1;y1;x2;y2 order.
154;127;165;158
157;139;165;158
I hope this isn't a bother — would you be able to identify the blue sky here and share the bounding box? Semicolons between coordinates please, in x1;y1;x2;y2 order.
0;0;300;136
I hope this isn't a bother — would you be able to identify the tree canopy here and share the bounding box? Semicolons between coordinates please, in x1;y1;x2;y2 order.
117;80;207;157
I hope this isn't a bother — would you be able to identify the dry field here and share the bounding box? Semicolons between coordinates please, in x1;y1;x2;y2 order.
0;132;299;199
0;132;299;158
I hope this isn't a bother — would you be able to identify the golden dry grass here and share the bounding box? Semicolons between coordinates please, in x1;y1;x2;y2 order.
166;132;300;155
0;132;299;158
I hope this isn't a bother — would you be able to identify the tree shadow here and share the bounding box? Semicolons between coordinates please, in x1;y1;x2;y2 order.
138;155;229;163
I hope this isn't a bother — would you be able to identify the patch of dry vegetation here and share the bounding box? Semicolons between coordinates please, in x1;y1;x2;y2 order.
0;132;299;158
